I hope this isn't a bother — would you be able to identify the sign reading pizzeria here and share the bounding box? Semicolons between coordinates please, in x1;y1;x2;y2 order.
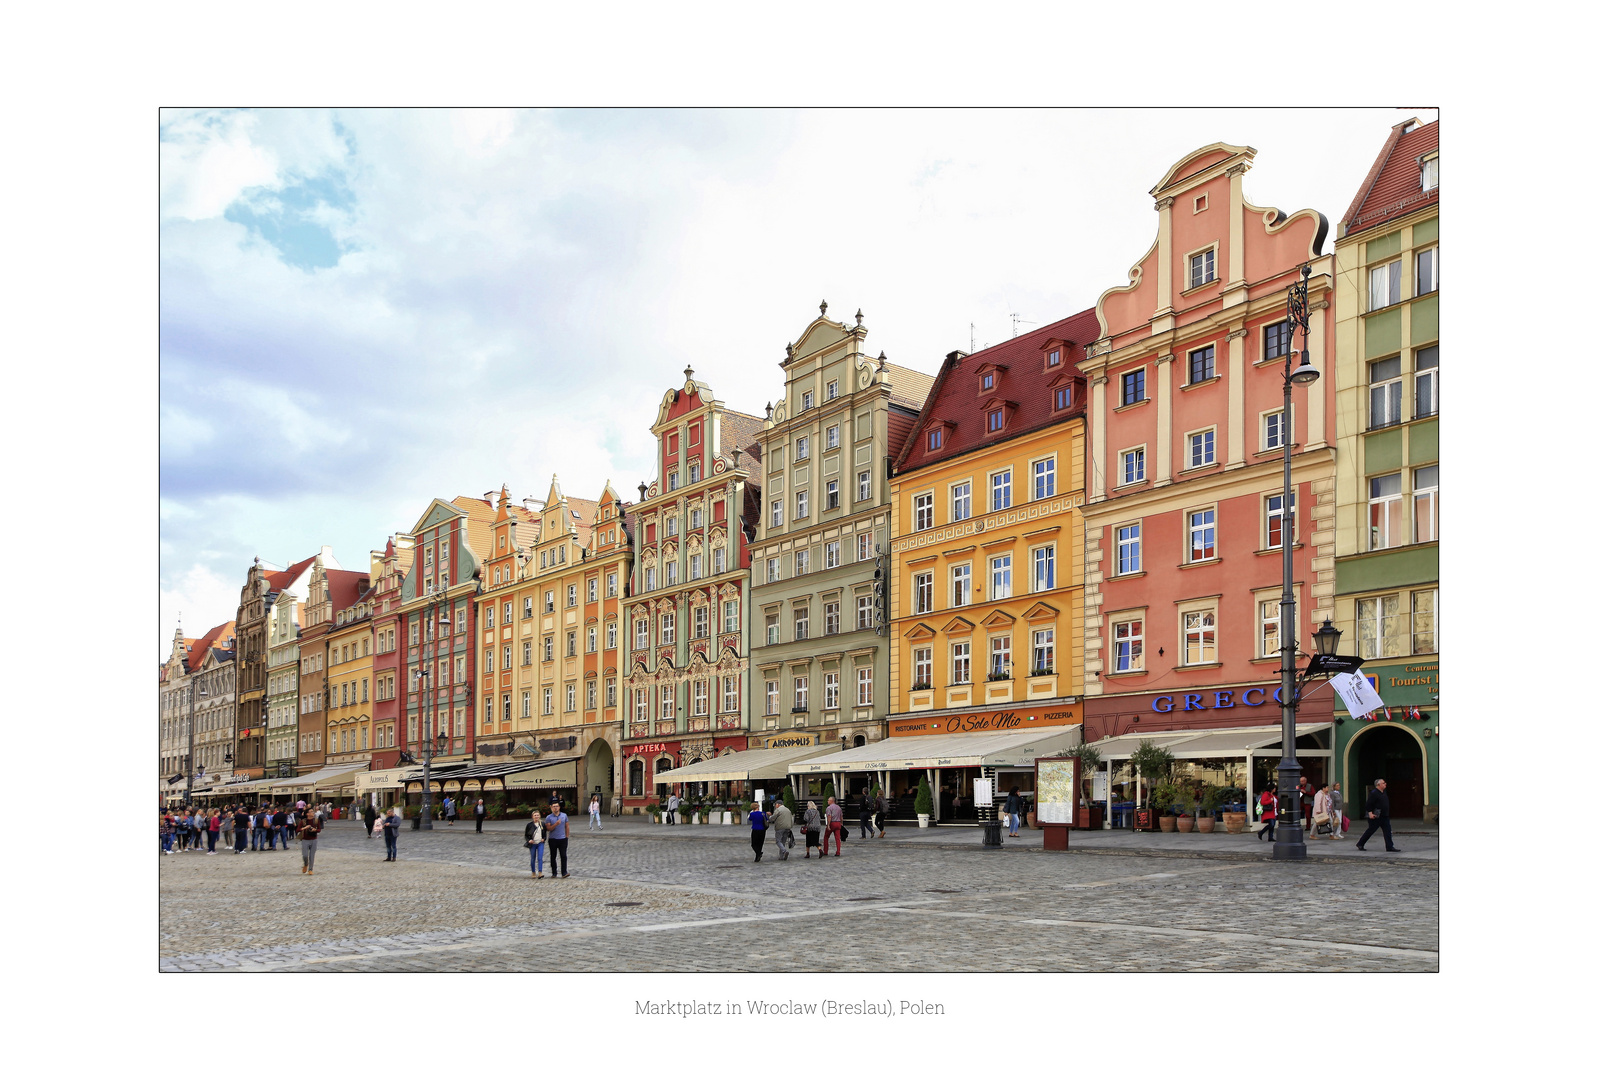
888;704;1078;738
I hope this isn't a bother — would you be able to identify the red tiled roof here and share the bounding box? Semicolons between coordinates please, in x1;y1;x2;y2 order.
722;410;766;486
265;555;318;591
185;620;236;674
1342;118;1438;238
323;569;370;613
894;308;1097;474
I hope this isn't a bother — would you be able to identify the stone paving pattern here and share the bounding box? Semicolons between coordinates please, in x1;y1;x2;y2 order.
159;821;1438;973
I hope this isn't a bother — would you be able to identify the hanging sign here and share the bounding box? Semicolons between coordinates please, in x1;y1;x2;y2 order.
1329;672;1385;719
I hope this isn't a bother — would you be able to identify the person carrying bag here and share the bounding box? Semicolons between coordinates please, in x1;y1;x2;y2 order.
524;812;547;878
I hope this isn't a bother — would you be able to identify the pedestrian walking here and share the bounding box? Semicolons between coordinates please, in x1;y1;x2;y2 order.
666;792;680;825
1004;786;1023;837
1331;782;1346;838
298;808;323;874
748;801;768;861
1311;783;1335;839
474;798;487;833
1355;779;1401;852
588;794;603;831
444;795;456;825
857;791;876;839
363;801;378;838
875;790;888;839
220;806;234;850
823;795;844;856
232;807;250;853
525;811;547;877
769;797;795;860
381;806;400;861
802;800;822;858
545;801;570;877
207;810;220;853
273;806;289;850
1256;784;1278;842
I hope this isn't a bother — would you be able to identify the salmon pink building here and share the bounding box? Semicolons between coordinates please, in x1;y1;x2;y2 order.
1078;143;1339;801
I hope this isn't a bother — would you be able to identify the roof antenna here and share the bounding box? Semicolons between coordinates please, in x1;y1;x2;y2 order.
970;323;975;353
1010;311;1036;338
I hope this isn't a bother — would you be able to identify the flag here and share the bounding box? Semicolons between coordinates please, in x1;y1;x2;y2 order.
1330;672;1385;719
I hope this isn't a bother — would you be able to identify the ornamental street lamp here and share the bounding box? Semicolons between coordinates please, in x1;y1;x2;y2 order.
1272;264;1322;862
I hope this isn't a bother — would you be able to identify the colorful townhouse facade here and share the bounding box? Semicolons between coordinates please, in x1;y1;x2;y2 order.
879;314;1094;809
1331;117;1440;821
191;625;237;785
1077;143;1339;794
620;368;763;812
232;550;330;779
296;559;370;774
368;537;412;770
158;620;235;801
265;590;302;776
750;304;933;764
325;579;377;770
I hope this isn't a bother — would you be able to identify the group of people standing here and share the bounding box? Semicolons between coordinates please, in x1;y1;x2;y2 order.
1253;778;1401;851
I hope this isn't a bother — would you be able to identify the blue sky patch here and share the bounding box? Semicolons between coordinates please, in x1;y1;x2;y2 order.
224;171;356;271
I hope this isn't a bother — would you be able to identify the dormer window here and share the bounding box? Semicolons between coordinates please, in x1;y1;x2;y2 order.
986;407;1005;433
1047;349;1060;368
927;429;943;451
981;373;994;392
1053;386;1072;411
1420;153;1438;192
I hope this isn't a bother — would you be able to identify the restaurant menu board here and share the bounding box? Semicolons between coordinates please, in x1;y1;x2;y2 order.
1034;757;1078;825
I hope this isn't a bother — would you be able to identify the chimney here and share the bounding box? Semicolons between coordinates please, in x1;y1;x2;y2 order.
946;350;968;364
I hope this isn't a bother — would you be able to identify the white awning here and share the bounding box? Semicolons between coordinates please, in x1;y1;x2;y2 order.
654;746;835;785
355;767;424;793
1087;723;1334;760
790;725;1082;773
267;764;368;792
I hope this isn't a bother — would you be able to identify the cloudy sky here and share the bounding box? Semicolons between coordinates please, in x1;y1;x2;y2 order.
158;106;1432;659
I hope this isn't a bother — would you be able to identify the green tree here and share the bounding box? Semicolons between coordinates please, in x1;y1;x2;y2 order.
782;784;795;807
914;776;934;816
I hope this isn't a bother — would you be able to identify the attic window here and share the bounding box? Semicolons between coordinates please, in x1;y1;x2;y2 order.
1420;154;1438;192
927;429;943;451
986;407;1006;434
1192;194;1208;213
1053;386;1072;411
1047;349;1060;368
981;373;995;392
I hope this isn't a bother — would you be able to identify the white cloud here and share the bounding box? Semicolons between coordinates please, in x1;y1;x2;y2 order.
159;110;280;221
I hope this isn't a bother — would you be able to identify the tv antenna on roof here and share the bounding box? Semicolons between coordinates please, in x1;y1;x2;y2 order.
1010;311;1036;338
970;323;975;353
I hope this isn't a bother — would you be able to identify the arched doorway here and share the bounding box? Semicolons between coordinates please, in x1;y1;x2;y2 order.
1348;724;1426;819
583;739;614;809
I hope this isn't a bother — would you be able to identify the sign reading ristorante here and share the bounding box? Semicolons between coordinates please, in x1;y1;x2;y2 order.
888;704;1078;738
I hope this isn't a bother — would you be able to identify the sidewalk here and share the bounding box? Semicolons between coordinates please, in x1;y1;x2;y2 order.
340;814;1437;864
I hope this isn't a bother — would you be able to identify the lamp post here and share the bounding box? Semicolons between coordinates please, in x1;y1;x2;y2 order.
1272;263;1322;862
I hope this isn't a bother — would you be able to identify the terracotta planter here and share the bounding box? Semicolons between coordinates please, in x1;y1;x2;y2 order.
1177;816;1194;833
1196;816;1215;834
1027;811;1038;829
1222;812;1247;834
1159;815;1177;832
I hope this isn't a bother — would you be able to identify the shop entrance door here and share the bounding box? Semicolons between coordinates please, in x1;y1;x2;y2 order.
1352;725;1425;819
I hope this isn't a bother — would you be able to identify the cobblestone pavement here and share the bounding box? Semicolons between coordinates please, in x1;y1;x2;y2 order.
160;823;1438;973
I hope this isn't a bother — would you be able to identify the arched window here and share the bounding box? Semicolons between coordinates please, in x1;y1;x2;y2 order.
628;759;644;796
655;757;673;798
853;734;866;747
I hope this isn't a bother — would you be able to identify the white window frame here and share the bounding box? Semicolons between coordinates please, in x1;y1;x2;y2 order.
824;540;840;568
951;481;972;521
766;679;779;716
1115;523;1141;575
1180;607;1217;666
1357;593;1403;659
722;675;739;714
1413;465;1438;544
1415;345;1439;419
795;489;809;520
1032;628;1055;674
913;492;933;531
1368;473;1402;551
1370;356;1403;429
856;666;873;706
990;553;1012;600
771;500;783;528
1187;427;1216;468
913;572;933;614
913;648;933;687
1188;246;1216;289
1121;447;1145;486
793;675;808;711
825;479;839;510
823;671;839;710
989;635;1012;679
1369;258;1401;311
766;557;781;583
950;641;971;684
856;595;873;630
823;601;839;636
990;469;1012;511
1033;456;1056;499
857;470;872;502
1032;544;1054;591
1263;409;1288;452
1265;492;1297;550
950;563;971;607
1187;507;1216;562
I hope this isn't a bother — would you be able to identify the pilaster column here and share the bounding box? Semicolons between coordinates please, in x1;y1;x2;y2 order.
1154;354;1175;484
1155;196;1175;314
1225;328;1247;467
1089;375;1108;501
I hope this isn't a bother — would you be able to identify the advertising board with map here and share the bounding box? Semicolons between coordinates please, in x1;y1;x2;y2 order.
1034;756;1079;826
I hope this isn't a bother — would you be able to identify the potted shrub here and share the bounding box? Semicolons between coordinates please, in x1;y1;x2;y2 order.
914;776;934;828
1128;740;1176;829
644;802;659;823
1072;743;1104;829
782;784;795;808
1173;778;1197;832
1150;783;1178;832
1197;786;1222;833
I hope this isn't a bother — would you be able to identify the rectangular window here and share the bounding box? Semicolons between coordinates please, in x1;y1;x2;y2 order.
689;553;702;580
543;636;554;661
607;572;618;597
660;612;675;645
587;680;597;710
691;680;708;716
1263;319;1293;361
824;672;839;710
856;667;873;706
1188;509;1216;561
1356;594;1404;659
521;690;531;718
987;408;1004;433
824;541;840;568
1121;369;1146;406
1412;589;1437;654
856;596;873;630
913;492;933;531
1053;387;1071;411
991;470;1012;511
587;626;597;652
1033;458;1055;499
1121;449;1145;485
1182;610;1217;665
950;642;971;684
825;479;839;510
1421;155;1438;192
927;429;943;451
989;635;1012;679
766;680;779;716
485;607;494;630
1032;628;1055;674
543;688;553;715
826;423;840;448
1266;492;1297;549
634;689;649;722
665;561;677;586
914;648;932;686
668;470;679;491
545;590;555;613
857;534;871;561
795;490;809;519
1188;344;1215;383
771;500;783;528
661;684;675;718
1416;246;1438;296
990;554;1012;599
588;578;598;603
801;390;814;412
1188;429;1215;468
1189;248;1215;289
522;597;533;620
693;606;708;639
793;676;808;711
634;618;649;650
1260;599;1281;658
504;644;513;668
765;612;780;645
722;675;739;713
950;563;971;607
795;435;809;461
912;572;932;615
1369;258;1401;311
1415;346;1439;419
1033;545;1055;591
484;648;493;673
794;608;809;642
1369;474;1401;550
824;601;840;635
1413;465;1439;543
564;683;575;712
1367;356;1406;428
950;482;971;521
1263;410;1287;451
1115;524;1141;575
644;566;658;591
1047;348;1061;368
606;623;617;649
857;470;872;501
712;547;725;574
722;600;739;633
766;557;780;583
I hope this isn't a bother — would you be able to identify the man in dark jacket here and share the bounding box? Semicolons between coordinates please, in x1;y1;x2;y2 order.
1355;778;1400;852
363;801;378;838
